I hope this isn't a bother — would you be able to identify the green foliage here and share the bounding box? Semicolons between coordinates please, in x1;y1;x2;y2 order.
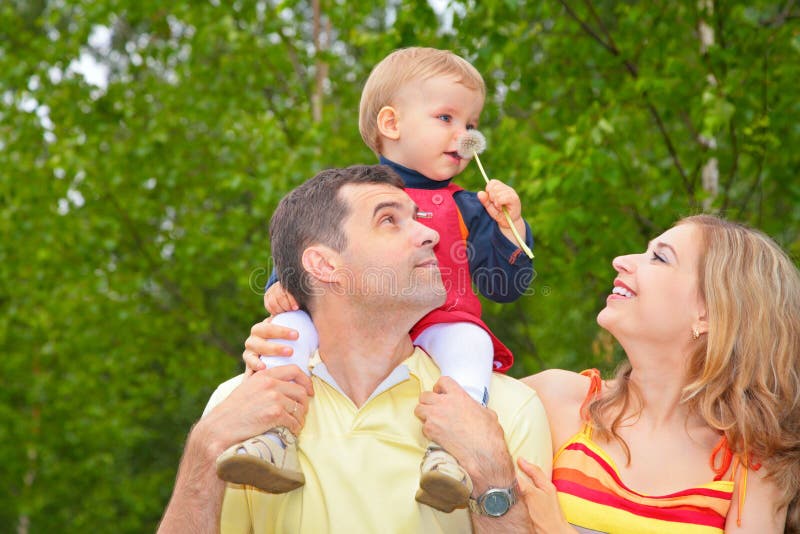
1;0;798;531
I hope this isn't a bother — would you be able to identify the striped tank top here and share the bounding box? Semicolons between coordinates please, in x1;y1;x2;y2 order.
552;369;738;533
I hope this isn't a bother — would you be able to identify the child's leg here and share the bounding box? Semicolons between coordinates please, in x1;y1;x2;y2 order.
413;322;492;512
259;310;318;374
414;322;493;406
216;310;317;493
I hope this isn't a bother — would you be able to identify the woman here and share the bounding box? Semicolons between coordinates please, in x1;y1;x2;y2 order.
243;215;799;533
513;215;799;533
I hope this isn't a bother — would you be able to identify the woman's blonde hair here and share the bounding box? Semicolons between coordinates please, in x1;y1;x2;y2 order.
358;47;485;156
588;214;800;527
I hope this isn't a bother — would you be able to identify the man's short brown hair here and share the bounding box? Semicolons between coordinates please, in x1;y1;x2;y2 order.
270;165;405;312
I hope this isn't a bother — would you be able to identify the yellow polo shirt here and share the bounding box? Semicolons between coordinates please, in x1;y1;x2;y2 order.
203;348;552;533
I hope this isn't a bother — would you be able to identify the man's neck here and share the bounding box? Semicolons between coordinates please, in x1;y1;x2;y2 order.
312;302;418;407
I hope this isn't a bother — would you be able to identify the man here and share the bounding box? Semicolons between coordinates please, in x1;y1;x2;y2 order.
158;165;551;532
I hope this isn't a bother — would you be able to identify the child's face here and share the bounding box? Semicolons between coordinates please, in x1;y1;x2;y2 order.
386;75;484;182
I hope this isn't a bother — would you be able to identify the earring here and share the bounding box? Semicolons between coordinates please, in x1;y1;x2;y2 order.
692;328;700;340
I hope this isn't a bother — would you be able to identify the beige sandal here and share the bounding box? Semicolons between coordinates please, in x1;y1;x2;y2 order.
415;445;473;512
216;427;305;493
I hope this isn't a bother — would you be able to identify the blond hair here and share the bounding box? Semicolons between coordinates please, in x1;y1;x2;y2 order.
588;215;800;527
358;47;486;156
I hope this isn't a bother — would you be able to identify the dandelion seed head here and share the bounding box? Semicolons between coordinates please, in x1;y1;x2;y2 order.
456;130;487;159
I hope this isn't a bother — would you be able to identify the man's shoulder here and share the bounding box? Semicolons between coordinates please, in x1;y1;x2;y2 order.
201;373;245;418
487;373;540;417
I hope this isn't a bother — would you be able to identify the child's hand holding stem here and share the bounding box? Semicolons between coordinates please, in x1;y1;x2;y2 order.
458;131;534;259
477;180;528;249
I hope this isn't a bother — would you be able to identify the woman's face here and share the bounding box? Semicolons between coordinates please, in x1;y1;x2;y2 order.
597;223;707;346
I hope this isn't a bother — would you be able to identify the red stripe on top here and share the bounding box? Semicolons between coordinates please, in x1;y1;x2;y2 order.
564;442;734;500
553;467;731;511
555;479;727;529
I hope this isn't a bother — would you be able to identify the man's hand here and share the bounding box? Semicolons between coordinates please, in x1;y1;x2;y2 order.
415;376;514;494
264;281;300;315
242;318;300;376
477;179;527;247
203;365;314;440
416;377;534;532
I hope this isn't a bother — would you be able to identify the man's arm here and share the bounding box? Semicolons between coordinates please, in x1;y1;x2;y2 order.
157;419;228;533
157;366;313;533
459;409;535;533
416;376;552;533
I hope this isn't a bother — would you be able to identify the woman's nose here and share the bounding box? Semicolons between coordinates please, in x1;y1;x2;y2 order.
612;254;635;274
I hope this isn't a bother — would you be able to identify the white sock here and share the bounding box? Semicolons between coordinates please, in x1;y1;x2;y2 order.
259;310;318;375
414;322;493;405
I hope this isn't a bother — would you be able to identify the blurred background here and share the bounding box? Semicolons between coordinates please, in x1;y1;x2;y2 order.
2;0;798;531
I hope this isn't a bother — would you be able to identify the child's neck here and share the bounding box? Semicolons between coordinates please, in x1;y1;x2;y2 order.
379;156;452;189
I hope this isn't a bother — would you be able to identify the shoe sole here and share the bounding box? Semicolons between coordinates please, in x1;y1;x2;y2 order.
216;454;305;493
416;472;470;512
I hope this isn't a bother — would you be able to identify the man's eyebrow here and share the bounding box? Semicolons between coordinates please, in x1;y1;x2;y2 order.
372;201;404;217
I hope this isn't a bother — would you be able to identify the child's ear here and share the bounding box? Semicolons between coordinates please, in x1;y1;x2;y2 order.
301;245;339;283
377;106;400;140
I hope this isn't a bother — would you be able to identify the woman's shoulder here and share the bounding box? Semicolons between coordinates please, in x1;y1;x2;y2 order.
522;369;595;448
521;368;595;405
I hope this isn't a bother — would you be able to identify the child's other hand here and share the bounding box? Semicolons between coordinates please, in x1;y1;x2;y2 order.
264;281;300;315
477;180;527;244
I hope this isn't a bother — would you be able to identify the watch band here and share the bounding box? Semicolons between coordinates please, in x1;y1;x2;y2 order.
468;480;520;517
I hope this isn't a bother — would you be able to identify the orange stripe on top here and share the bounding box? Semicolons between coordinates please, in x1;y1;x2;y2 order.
455;207;468;241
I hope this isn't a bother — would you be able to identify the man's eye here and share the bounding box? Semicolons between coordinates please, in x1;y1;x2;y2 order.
381;216;395;224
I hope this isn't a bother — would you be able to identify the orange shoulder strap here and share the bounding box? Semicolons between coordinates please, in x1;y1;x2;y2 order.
710;434;762;527
578;368;602;422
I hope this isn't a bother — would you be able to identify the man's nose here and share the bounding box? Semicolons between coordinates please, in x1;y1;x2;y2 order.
415;220;439;248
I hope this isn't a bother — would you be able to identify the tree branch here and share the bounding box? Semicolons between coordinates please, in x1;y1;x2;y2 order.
557;0;617;55
560;1;689;191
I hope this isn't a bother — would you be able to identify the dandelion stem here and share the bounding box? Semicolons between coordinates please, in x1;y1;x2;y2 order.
473;151;534;259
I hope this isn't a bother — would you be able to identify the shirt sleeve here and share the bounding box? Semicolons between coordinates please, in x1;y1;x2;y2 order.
200;376;256;533
492;376;553;477
453;190;535;302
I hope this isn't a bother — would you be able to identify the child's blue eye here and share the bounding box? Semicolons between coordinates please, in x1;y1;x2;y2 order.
438;114;452;122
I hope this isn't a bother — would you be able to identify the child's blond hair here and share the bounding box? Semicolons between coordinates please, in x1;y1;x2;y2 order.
358;47;486;156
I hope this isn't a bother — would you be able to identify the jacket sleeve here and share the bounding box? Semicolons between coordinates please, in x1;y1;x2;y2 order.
453;190;534;303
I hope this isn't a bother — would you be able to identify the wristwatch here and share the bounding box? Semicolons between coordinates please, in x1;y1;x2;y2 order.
468;481;520;517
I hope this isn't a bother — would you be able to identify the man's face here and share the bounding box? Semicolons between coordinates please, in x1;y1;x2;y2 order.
334;183;445;313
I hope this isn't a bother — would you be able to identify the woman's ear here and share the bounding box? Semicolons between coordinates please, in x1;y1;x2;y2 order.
377;105;401;141
693;299;709;336
301;245;339;283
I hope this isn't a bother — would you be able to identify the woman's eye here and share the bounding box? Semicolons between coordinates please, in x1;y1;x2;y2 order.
651;252;666;263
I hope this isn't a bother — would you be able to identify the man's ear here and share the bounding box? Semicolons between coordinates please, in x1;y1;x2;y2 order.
301;245;339;283
377;105;400;141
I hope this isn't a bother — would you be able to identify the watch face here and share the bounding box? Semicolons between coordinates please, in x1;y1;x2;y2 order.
483;490;510;517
